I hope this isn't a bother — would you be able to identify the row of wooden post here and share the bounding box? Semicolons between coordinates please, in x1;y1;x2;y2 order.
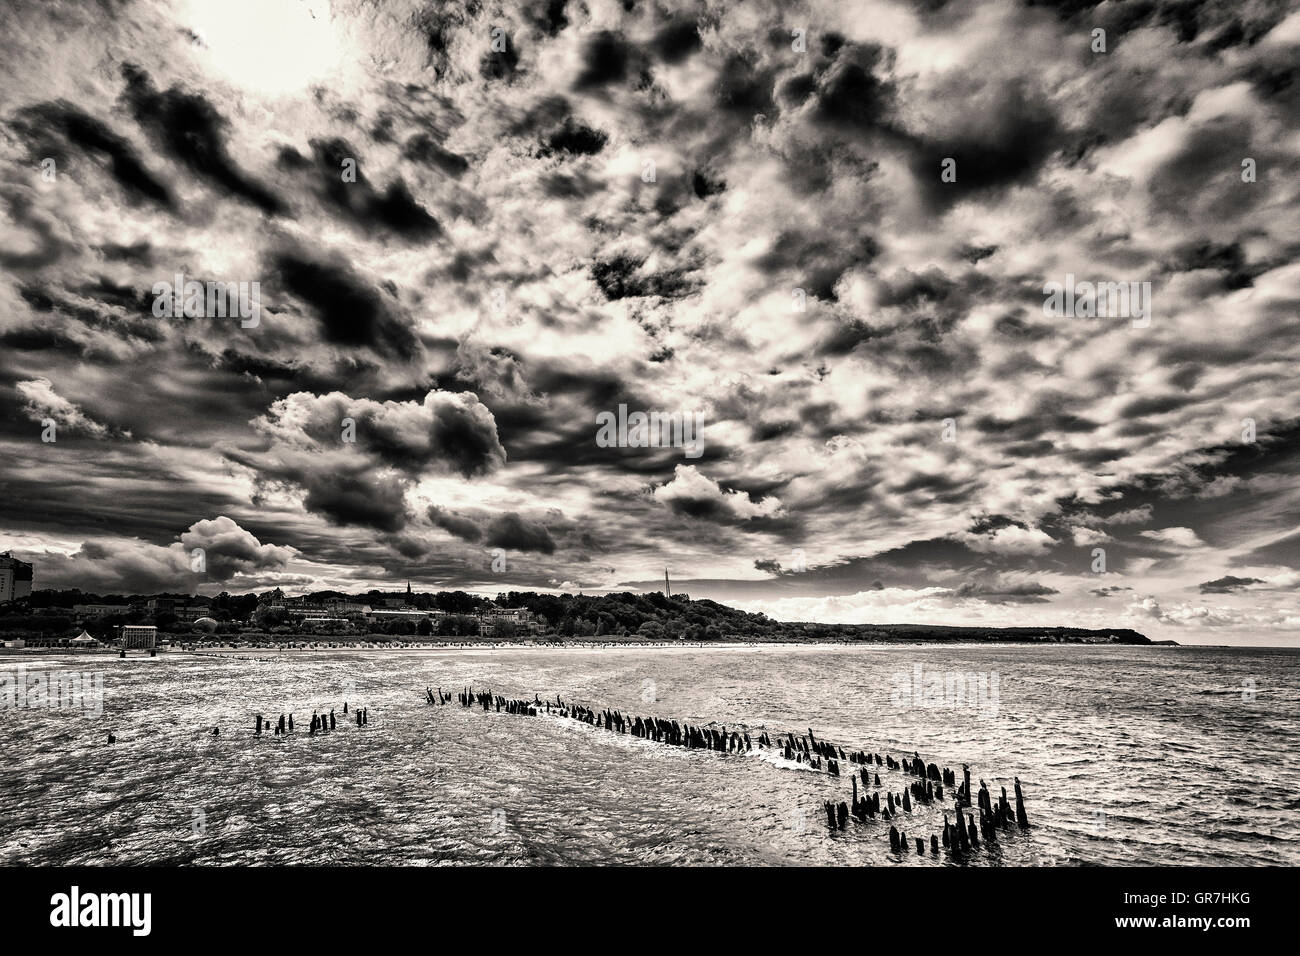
435;685;1031;858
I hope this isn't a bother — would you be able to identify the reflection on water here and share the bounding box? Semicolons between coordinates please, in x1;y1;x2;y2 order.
1;644;1296;866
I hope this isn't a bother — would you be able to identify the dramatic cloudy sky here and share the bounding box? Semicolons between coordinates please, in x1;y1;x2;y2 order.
2;0;1299;644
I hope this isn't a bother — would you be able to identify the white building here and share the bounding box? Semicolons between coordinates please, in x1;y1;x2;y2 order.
0;552;33;603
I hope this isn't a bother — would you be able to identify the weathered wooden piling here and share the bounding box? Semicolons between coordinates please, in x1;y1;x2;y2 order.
1014;777;1029;827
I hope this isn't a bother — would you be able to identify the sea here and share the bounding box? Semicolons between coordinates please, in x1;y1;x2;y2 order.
1;643;1296;866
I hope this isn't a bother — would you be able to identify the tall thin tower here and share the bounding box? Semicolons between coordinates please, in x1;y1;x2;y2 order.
664;566;671;598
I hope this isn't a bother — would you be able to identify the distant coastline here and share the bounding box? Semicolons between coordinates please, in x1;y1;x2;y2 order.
1;587;1162;648
3;627;1167;656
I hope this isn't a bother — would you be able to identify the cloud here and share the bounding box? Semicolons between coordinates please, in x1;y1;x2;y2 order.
427;505;483;542
1071;526;1112;546
1138;527;1207;550
120;64;285;215
15;378;116;438
13;101;174;209
652;465;784;523
485;512;556;554
227;389;505;531
1;0;1299;638
963;525;1055;556
1090;585;1133;598
24;517;294;592
1198;575;1265;594
1106;505;1155;525
267;249;420;360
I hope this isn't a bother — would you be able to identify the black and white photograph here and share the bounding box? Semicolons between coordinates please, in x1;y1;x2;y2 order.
0;0;1294;938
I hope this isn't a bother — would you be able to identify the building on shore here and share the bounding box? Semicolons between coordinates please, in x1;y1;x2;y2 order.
365;608;445;623
118;624;157;650
476;606;542;636
138;597;211;623
0;552;33;603
73;603;131;619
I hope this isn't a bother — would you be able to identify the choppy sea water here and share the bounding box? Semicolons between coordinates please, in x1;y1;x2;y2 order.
1;644;1296;866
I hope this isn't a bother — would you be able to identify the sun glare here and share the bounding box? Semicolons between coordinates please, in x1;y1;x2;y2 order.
181;0;343;97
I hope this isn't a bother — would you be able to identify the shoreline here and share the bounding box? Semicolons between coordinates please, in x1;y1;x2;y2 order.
1;638;1205;658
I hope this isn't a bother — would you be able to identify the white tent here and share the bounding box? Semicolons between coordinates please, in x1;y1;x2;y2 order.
70;630;98;645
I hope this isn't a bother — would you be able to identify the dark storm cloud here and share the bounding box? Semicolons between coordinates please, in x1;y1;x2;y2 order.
539;118;608;156
480;32;520;82
402;133;471;176
120;64;285;215
954;578;1059;604
1090;586;1133;598
1199;575;1264;594
427;505;483;542
1167;239;1267;291
12;101;174;209
651;18;702;64
267;249;419;359
485;512;556;554
908;80;1062;209
301;470;411;533
573;30;636;89
712;52;776;115
0;447;250;545
808;41;898;134
754;231;879;302
298;137;442;240
525;0;570;38
967;514;1029;535
590;254;697;301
